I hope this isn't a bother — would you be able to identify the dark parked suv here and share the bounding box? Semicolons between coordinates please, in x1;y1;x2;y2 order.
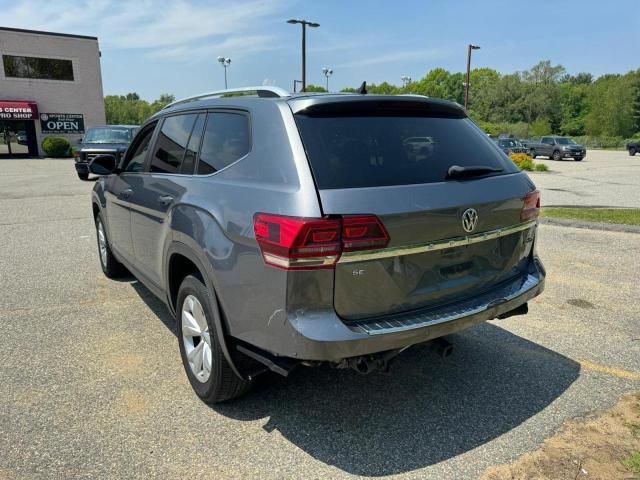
74;125;138;180
89;87;545;403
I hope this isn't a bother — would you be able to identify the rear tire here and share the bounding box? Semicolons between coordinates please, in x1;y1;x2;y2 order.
529;149;536;159
552;150;562;161
177;275;252;404
630;147;637;156
95;214;127;278
77;172;89;181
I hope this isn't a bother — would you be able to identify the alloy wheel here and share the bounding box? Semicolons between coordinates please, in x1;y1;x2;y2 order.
181;294;212;383
97;220;108;267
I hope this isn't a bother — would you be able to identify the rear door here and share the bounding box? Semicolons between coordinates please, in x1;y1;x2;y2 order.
293;99;537;320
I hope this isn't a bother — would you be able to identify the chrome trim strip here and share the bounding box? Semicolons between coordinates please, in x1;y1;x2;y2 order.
339;220;537;264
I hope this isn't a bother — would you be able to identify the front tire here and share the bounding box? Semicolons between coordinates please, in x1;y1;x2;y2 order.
177;275;252;404
95;214;126;278
552;150;562;161
630;147;637;156
77;172;89;181
574;156;584;161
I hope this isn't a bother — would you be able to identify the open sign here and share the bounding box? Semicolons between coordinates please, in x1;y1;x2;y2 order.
40;113;85;134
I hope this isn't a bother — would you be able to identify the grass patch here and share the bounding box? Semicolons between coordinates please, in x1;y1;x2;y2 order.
542;207;640;226
623;451;640;473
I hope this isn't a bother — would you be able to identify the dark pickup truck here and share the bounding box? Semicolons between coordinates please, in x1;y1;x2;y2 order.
628;141;639;156
74;125;138;180
494;138;530;156
525;136;586;161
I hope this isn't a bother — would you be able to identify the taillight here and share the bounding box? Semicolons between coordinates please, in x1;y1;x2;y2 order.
253;213;389;270
342;215;390;251
521;190;541;221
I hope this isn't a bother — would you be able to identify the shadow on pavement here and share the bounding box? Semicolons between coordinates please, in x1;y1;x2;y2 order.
214;323;579;476
127;280;579;476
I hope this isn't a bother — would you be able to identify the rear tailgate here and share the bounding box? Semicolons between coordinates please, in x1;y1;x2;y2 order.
292;97;537;320
321;176;536;319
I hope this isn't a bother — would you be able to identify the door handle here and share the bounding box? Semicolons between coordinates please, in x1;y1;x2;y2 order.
158;195;174;206
118;189;133;200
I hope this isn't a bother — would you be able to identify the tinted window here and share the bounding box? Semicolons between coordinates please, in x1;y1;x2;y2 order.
150;114;197;174
295;114;518;189
542;138;553;145
197;113;250;175
182;114;205;174
84;127;133;144
3;55;74;81
123;124;156;173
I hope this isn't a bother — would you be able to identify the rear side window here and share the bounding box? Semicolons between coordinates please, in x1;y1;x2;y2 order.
295;114;518;189
150;114;197;174
197;112;250;175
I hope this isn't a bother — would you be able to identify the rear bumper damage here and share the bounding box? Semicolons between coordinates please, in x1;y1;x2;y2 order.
269;256;545;362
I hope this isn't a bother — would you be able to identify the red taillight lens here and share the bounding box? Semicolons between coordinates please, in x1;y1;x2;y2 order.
342;215;390;252
253;214;341;270
521;190;541;221
253;213;390;270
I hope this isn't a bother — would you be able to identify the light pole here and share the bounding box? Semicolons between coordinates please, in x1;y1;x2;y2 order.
401;75;412;89
464;44;480;109
322;67;333;92
217;56;231;89
287;18;320;92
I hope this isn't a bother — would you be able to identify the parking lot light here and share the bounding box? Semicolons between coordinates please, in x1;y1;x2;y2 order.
287;19;320;92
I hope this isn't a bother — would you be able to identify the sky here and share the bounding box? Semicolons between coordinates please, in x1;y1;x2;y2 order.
2;0;639;101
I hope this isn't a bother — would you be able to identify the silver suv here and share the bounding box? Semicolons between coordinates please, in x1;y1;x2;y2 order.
90;86;545;403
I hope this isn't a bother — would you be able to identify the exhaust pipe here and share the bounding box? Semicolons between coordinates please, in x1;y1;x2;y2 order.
496;302;528;320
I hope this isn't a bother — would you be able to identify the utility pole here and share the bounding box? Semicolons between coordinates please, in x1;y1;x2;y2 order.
287;19;320;92
464;44;480;109
322;67;333;92
217;56;231;89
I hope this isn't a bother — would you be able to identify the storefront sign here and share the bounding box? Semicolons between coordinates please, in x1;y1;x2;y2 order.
40;113;85;134
0;101;38;120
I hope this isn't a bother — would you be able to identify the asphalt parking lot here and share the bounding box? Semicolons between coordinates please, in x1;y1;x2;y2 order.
1;155;639;479
529;149;640;208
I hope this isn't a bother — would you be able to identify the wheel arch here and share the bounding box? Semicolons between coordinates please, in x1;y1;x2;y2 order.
165;241;244;379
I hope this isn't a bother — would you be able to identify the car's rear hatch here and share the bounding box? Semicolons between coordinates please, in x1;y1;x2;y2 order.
291;96;538;320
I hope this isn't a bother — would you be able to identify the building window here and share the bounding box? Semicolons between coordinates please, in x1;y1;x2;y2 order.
2;55;74;81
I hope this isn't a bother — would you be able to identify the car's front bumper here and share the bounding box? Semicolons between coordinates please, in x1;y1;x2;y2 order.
562;149;586;157
262;256;545;362
74;161;89;174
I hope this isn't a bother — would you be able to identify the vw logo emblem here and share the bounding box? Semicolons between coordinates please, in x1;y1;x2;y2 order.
461;208;478;233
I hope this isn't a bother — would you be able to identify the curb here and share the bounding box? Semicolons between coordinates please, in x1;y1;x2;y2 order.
540;217;640;234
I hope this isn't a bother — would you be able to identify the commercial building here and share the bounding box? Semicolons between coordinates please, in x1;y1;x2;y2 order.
0;26;106;157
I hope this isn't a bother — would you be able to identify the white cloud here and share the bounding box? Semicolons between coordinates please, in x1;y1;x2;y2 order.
336;48;450;69
1;0;289;58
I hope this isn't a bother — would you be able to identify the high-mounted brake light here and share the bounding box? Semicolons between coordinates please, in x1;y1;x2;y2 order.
521;190;541;221
253;213;390;270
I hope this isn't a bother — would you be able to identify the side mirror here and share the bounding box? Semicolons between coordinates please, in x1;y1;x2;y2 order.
77;137;83;144
89;154;117;175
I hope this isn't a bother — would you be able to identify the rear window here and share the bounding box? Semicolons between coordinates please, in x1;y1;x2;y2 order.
295;114;518;189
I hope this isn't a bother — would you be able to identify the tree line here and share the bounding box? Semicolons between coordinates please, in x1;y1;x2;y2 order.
105;61;640;145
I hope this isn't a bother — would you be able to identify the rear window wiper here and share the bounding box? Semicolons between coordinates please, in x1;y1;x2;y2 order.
447;165;503;180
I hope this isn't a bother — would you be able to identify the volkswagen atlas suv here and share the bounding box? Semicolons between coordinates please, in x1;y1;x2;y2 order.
89;87;545;403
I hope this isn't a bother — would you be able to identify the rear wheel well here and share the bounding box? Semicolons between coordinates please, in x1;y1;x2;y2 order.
92;202;100;220
168;253;202;311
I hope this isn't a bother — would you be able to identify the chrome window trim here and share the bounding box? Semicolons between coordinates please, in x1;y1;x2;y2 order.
339;220;537;264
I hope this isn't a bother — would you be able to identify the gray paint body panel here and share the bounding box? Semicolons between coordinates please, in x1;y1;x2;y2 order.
92;93;545;365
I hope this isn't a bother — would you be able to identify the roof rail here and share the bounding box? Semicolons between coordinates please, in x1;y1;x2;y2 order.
163;86;290;109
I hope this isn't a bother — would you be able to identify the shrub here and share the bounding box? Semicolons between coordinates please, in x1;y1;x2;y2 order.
509;153;534;171
42;136;71;157
534;163;549;172
509;152;549;172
